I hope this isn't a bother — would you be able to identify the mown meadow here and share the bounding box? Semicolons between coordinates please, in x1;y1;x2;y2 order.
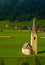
0;20;45;65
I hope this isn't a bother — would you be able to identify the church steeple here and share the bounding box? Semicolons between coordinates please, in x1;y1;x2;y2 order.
22;18;37;55
31;18;37;54
32;18;36;33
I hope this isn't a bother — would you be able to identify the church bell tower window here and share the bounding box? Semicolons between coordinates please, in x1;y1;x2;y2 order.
34;37;36;40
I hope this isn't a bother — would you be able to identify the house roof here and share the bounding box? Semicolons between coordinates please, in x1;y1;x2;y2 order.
22;43;32;49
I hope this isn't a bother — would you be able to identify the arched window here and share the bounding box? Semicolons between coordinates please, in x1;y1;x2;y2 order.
34;37;36;40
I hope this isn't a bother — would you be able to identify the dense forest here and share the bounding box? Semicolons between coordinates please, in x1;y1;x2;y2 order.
0;0;45;21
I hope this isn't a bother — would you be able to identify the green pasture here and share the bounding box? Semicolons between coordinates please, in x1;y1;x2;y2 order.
0;19;45;29
0;20;45;65
0;30;45;65
0;30;45;56
0;30;30;57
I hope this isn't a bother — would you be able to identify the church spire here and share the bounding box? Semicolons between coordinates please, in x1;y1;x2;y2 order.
32;18;36;33
31;17;37;54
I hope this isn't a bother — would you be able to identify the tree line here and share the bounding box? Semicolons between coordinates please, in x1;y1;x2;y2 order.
0;0;45;21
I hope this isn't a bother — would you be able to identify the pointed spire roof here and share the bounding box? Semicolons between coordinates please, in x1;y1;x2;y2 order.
32;18;36;33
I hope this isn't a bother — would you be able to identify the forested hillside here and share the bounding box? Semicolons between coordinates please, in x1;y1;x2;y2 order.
0;0;45;21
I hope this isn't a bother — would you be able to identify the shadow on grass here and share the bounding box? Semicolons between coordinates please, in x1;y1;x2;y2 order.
34;56;41;65
38;50;45;54
1;58;4;65
21;62;29;65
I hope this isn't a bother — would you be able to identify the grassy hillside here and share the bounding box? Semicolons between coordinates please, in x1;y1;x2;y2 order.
0;30;45;56
0;19;45;65
0;30;45;65
0;19;45;30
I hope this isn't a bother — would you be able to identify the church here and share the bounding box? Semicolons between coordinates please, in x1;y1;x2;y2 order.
22;18;37;55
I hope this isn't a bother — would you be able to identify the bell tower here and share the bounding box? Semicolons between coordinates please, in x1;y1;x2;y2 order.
31;18;37;54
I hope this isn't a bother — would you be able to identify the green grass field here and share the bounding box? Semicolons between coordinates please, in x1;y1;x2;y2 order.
0;30;45;65
0;30;45;57
0;20;45;65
